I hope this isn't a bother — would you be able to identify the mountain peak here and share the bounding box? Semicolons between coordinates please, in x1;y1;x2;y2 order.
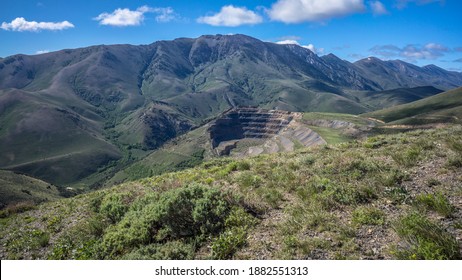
356;56;382;63
196;33;261;43
322;53;343;61
423;64;444;71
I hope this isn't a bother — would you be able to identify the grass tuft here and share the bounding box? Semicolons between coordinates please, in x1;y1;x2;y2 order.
414;192;455;217
392;213;460;260
352;206;385;225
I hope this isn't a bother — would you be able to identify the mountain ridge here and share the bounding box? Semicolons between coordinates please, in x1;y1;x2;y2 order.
1;34;461;187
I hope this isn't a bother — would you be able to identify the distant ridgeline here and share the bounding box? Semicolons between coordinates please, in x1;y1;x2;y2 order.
0;34;461;193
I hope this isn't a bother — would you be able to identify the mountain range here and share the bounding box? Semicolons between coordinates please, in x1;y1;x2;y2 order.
1;34;462;188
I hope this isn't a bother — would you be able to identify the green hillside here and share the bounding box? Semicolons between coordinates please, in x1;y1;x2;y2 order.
107;126;211;186
1;125;460;260
2;35;461;190
362;87;462;124
353;86;443;111
0;170;63;210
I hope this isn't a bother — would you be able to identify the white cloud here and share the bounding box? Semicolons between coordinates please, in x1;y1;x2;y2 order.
276;39;301;45
94;5;178;26
370;43;450;61
94;6;151;26
1;17;74;32
152;7;176;23
395;0;444;9
370;1;389;15
424;43;448;51
36;50;50;54
197;5;263;27
267;0;366;23
276;39;324;54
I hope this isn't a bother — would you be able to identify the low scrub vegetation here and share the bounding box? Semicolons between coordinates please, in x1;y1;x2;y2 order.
1;125;461;260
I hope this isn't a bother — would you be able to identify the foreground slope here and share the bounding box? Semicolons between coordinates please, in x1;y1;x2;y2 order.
1;125;460;260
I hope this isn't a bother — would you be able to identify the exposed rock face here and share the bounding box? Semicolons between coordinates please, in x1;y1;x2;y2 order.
209;107;292;147
209;107;325;156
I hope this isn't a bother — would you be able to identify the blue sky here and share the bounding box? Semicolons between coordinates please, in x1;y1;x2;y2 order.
1;0;461;71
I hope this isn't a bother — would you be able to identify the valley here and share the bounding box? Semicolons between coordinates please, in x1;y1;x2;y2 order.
1;35;461;193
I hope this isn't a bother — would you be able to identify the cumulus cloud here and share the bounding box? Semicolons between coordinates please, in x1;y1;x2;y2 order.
197;5;263;27
370;43;451;61
152;7;177;23
94;5;178;26
35;50;50;54
94;6;151;26
370;1;389;15
276;39;302;46
1;17;74;32
267;0;366;23
276;39;324;54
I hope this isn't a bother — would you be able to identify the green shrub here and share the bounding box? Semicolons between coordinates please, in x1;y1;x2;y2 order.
100;210;152;257
5;228;50;258
101;184;230;258
87;213;109;237
46;215;63;233
224;207;258;229
212;227;247;259
49;234;99;260
303;155;316;165
49;235;75;259
155;184;229;237
89;193;105;213
415;192;455;217
392;213;460;260
123;241;194;260
100;192;131;223
352;206;385;225
211;207;257;259
237;172;262;189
